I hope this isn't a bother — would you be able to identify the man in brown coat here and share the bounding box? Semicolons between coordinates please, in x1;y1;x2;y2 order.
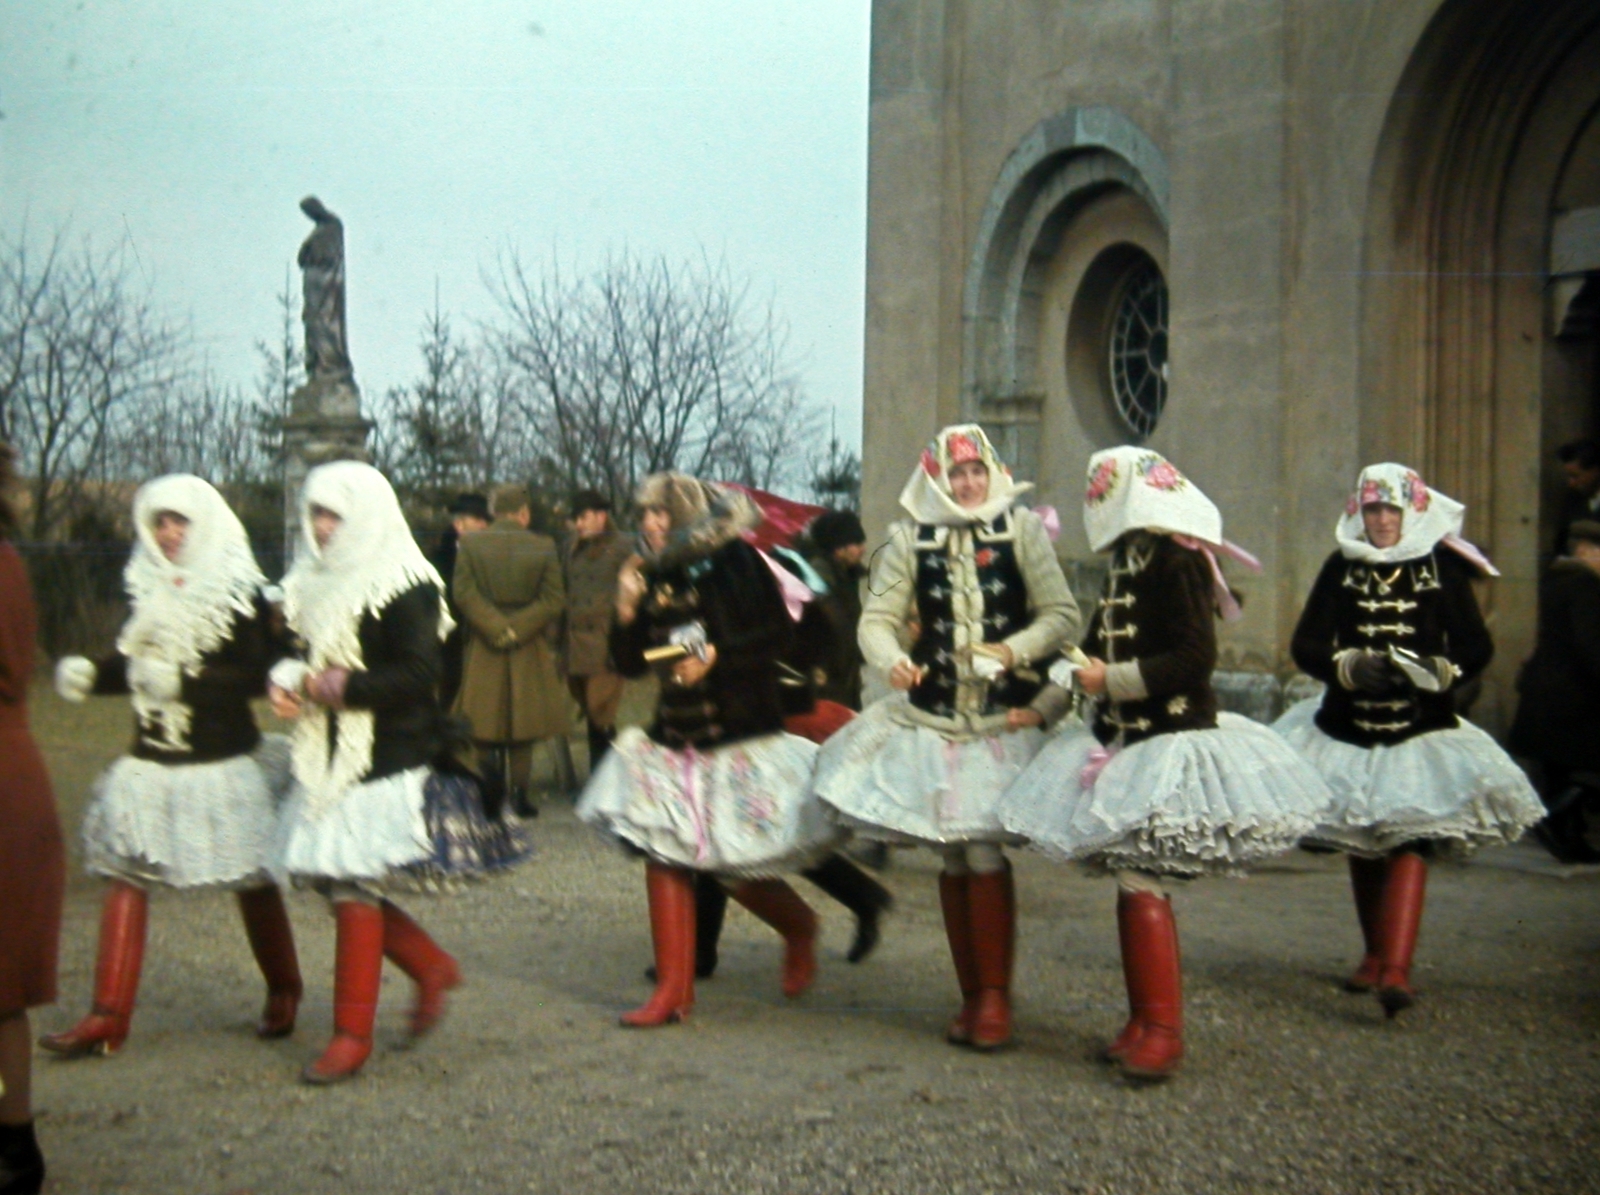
562;489;633;773
453;483;569;814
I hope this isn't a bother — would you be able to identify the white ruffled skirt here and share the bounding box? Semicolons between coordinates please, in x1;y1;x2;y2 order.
83;734;293;889
997;714;1335;876
576;727;835;877
278;766;530;894
1272;697;1543;858
809;695;1044;846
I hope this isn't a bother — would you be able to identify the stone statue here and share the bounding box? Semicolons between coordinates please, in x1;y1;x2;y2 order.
297;196;353;385
283;196;369;562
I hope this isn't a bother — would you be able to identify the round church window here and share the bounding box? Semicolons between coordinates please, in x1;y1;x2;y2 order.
1107;261;1169;437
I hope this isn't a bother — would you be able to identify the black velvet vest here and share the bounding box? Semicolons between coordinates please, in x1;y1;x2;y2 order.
906;512;1047;719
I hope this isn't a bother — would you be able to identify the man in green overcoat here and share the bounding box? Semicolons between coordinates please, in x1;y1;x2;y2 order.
453;483;569;813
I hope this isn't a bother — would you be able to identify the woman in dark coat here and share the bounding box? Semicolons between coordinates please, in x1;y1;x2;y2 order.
41;475;299;1061
1275;463;1542;1017
1510;518;1600;859
0;441;65;1195
577;473;837;1027
270;462;527;1084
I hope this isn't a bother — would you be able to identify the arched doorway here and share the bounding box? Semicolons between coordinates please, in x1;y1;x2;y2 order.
1360;0;1600;727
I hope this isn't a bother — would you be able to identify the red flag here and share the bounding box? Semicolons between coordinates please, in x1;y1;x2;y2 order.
720;482;827;551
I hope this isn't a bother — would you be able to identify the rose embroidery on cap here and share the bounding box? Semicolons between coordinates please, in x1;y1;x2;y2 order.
946;431;982;465
1137;454;1186;491
1085;458;1119;505
1403;471;1430;513
920;447;940;477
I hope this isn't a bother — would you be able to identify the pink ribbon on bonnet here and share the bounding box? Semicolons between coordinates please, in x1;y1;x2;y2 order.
1171;534;1261;622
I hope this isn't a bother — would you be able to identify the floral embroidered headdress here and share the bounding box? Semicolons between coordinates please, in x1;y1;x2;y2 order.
1081;446;1259;619
1334;462;1496;574
897;423;1032;526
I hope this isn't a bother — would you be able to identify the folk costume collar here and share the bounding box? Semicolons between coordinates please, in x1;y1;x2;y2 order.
1334;462;1498;575
898;424;1032;527
1082;447;1259;620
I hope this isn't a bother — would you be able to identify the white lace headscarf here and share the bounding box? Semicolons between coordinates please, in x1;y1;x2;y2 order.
1081;446;1260;619
897;424;1033;526
281;461;452;816
1334;462;1497;574
117;474;266;750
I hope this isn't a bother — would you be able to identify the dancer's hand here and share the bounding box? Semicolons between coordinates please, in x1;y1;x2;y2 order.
671;642;717;686
1077;658;1108;695
888;657;924;690
616;564;647;625
1006;707;1043;730
268;684;302;719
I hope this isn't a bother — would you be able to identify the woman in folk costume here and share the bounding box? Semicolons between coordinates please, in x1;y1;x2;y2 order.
811;425;1079;1051
269;462;527;1083
578;472;837;1027
42;475;299;1059
1273;463;1542;1017
999;448;1332;1080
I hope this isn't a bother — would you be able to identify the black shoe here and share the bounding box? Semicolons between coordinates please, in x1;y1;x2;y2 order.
510;786;538;819
0;1120;45;1195
846;902;888;964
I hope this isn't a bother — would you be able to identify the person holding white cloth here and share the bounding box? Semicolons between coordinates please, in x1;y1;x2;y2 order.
811;424;1078;1052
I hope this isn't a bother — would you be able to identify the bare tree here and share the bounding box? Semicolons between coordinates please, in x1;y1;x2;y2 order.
252;270;302;477
0;226;187;541
489;250;822;509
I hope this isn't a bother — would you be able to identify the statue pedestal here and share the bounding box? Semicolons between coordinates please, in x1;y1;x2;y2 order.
283;377;371;562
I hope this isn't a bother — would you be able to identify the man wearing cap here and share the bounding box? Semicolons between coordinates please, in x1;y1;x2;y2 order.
804;509;870;711
453;483;569;815
1512;518;1600;862
562;489;632;773
430;492;490;709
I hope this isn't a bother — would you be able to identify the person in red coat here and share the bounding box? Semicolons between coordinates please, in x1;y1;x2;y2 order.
0;441;65;1195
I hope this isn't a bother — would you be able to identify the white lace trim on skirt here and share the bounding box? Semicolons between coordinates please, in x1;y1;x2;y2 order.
576;727;834;876
278;766;432;882
83;733;292;888
1272;697;1543;857
810;695;1043;846
998;714;1335;876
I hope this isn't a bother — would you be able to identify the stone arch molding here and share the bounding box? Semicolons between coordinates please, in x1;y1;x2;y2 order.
961;106;1169;475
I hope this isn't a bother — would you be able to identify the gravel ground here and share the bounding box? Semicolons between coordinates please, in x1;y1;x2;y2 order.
24;682;1600;1195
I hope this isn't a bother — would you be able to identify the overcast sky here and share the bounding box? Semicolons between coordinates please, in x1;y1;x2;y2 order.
0;1;871;446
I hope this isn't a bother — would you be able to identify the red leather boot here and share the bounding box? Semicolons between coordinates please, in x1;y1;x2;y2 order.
302;901;384;1084
621;864;697;1026
1375;851;1427;1017
237;885;303;1038
1114;890;1183;1081
40;880;147;1058
728;879;818;997
939;872;980;1044
1103;889;1146;1063
381;902;461;1038
965;866;1016;1051
1343;855;1388;993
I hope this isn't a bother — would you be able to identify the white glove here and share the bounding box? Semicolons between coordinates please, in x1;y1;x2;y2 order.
268;658;312;697
128;656;183;701
668;620;710;661
971;651;1006;681
1048;658;1082;690
54;656;97;703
